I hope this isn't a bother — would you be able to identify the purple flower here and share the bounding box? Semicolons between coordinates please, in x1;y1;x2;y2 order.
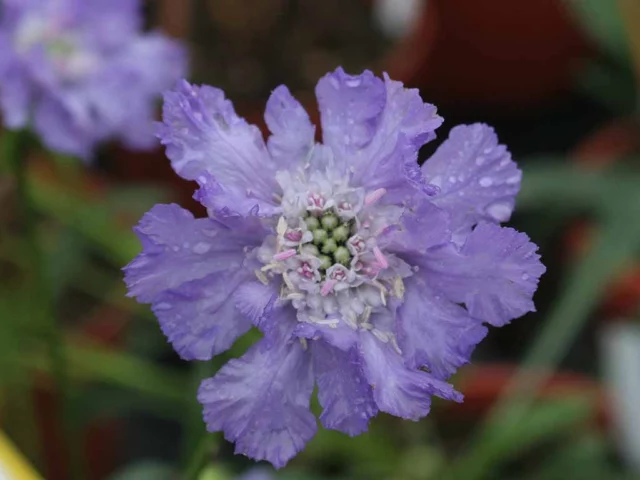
0;0;186;158
124;68;545;468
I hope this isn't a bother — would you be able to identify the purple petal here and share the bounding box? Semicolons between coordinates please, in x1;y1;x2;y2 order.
293;319;359;352
198;332;316;469
312;341;377;435
359;332;462;420
422;124;522;237
315;68;386;152
157;80;279;216
315;68;442;201
234;280;279;326
264;85;315;168
382;196;451;254
0;63;31;128
397;276;487;379
33;94;95;159
152;271;253;360
425;222;546;326
123;204;252;303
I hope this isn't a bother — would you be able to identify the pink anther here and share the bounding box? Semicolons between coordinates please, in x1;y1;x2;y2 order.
273;249;297;261
364;188;387;206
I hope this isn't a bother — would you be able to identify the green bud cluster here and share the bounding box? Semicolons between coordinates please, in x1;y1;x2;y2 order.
304;212;354;272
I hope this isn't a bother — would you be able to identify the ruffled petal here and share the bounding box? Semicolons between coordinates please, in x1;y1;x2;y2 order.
424;222;546;327
152;271;253;360
124;204;252;303
315;68;386;153
422;124;522;236
359;332;462;420
315;68;442;200
264;85;315;168
198;329;316;469
157;80;279;215
382;196;450;254
397;276;487;379
312;341;377;435
293;319;359;352
234;280;279;326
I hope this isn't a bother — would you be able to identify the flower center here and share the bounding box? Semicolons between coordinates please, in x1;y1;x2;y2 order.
15;15;98;82
254;168;412;330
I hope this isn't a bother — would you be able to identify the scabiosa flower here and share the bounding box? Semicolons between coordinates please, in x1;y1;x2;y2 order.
0;0;186;158
125;68;545;468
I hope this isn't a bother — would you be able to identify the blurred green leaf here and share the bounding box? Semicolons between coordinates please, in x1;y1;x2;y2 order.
25;341;188;405
568;0;630;66
30;175;139;265
480;395;595;465
517;432;619;480
577;60;637;114
108;461;176;480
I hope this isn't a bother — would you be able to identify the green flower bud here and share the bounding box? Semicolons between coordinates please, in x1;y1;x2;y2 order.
334;246;351;265
318;255;332;270
321;238;338;254
332;224;350;242
313;229;328;244
321;213;338;231
305;216;320;230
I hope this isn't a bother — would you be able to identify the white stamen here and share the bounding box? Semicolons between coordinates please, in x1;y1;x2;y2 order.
285;292;305;300
392;276;405;299
364;188;387;206
390;335;403;355
372;329;390;343
282;272;295;290
277;216;288;236
361;305;372;324
274;249;296;261
254;269;269;285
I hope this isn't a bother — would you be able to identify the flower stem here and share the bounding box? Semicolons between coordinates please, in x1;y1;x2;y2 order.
7;131;83;480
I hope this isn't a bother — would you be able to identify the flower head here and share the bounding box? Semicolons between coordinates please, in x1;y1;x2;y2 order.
0;0;186;158
124;68;545;468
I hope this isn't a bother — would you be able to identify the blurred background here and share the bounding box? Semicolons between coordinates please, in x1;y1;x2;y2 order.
1;0;640;479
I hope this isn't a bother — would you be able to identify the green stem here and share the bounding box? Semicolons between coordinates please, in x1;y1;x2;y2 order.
182;362;215;478
7;131;83;480
183;434;216;480
446;221;637;480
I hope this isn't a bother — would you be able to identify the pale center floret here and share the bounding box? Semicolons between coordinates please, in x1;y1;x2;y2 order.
15;14;98;81
255;165;412;347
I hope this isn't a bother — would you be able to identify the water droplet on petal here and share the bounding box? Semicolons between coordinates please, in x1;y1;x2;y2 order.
506;174;521;185
479;177;493;187
193;242;211;254
486;202;512;222
476;156;485;166
448;176;457;183
155;302;172;311
521;274;529;281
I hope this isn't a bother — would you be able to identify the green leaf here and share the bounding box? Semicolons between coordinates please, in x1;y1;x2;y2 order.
567;0;630;66
108;461;176;480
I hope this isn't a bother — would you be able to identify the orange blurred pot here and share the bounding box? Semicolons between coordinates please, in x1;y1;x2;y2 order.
419;0;591;112
446;364;609;430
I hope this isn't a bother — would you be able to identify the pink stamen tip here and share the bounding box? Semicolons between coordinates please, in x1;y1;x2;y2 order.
274;249;297;261
284;230;303;242
373;247;389;269
321;280;337;296
365;188;387;206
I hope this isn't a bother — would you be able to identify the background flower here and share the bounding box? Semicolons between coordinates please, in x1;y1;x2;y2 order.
0;0;186;158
